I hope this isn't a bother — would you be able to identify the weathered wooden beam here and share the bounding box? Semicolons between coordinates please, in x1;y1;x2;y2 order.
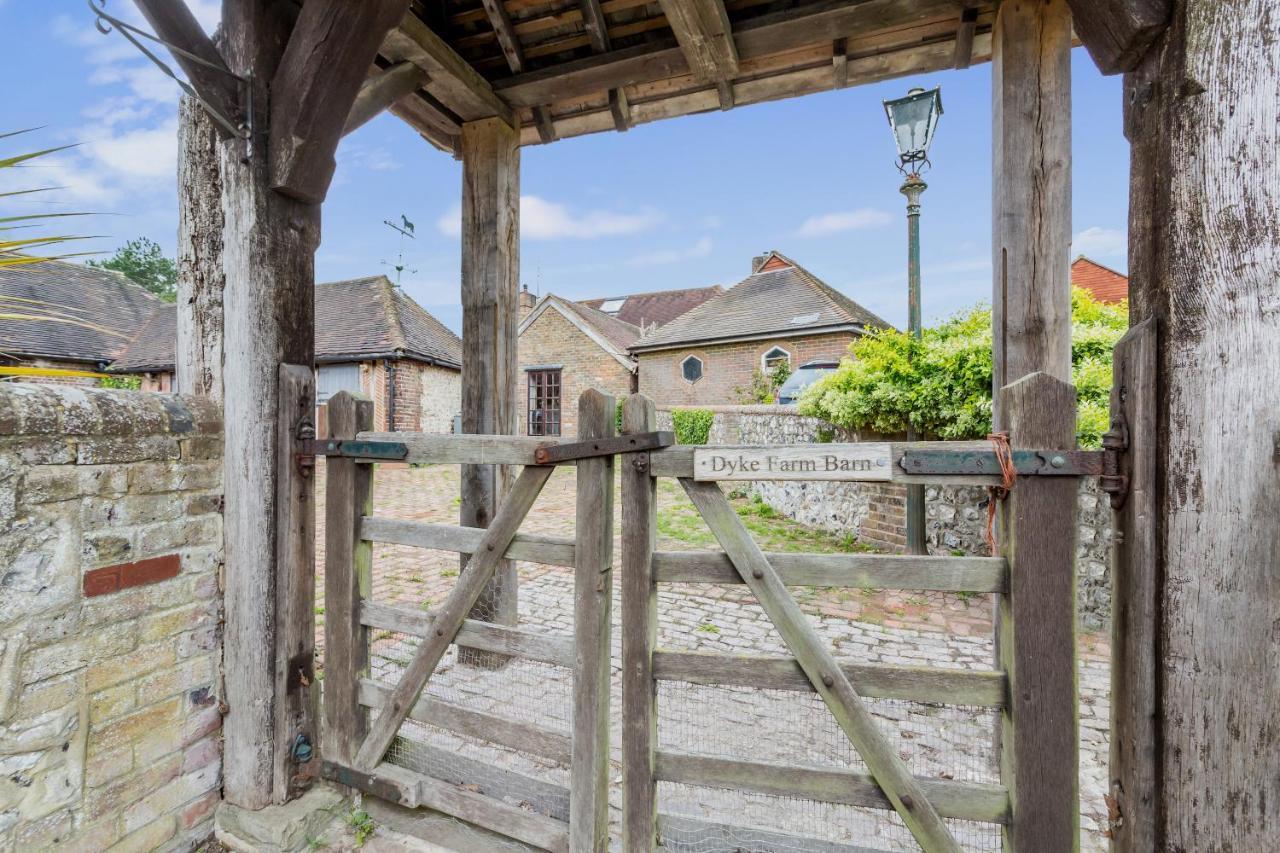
716;81;735;110
534;107;558;143
344;62;430;136
1065;0;1170;74
389;92;462;154
494;0;975;108
609;88;631;131
269;0;408;203
990;0;1072;422
175;95;224;398
382;13;516;125
458;118;522;649
953;6;978;68
356;431;564;465
323;393;375;768
359;601;575;667
353;465;553;770
657;0;739;83
653;550;1007;592
360;517;576;567
132;0;240;137
1120;3;1280;845
571;390;614;852
996;373;1078;852
219;0;322;809
832;37;849;87
621;395;659;852
580;0;612;52
480;0;527;71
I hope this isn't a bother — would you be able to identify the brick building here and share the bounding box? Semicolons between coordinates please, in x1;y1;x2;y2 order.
1070;255;1129;303
0;259;164;384
579;283;721;331
517;290;640;437
113;276;462;432
630;251;890;406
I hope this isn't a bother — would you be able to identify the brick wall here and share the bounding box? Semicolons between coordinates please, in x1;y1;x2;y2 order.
356;360;459;433
518;306;634;437
655;404;1115;628
0;383;224;851
636;331;856;407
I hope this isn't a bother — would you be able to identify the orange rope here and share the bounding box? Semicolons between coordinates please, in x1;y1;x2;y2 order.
984;431;1016;552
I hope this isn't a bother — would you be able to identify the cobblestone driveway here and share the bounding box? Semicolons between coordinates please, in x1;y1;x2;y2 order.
315;462;1111;852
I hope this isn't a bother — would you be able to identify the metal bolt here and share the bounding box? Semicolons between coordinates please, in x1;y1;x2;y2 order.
821;674;834;688
752;569;764;580
1050;455;1066;468
487;544;495;552
901;794;914;809
436;628;445;637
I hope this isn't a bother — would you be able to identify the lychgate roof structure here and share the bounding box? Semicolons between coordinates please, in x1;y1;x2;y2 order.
380;0;995;152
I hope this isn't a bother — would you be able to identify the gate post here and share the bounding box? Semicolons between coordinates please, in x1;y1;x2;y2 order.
572;389;616;852
620;394;658;851
323;391;375;766
997;373;1079;851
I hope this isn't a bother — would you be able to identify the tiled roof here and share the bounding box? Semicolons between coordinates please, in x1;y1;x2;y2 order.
112;275;461;372
554;297;642;352
1071;256;1129;304
0;260;163;365
629;251;890;352
579;285;722;329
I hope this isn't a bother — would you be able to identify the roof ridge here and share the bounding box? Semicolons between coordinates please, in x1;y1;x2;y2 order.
1072;254;1128;279
584;283;723;301
376;275;408;352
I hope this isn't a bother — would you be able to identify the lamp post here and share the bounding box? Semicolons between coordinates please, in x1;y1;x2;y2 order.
883;85;942;556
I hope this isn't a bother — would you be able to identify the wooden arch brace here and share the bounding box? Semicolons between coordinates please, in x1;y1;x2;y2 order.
680;478;963;851
269;0;411;203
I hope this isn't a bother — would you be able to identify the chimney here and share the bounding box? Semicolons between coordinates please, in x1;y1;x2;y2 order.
751;253;769;273
519;283;536;319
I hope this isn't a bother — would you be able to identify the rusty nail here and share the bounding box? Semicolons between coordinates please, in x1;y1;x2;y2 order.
821;674;834;688
436;628;444;637
487;544;495;552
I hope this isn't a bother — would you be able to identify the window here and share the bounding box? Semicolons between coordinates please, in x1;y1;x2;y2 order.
681;355;704;383
762;346;791;371
527;369;562;436
599;298;626;314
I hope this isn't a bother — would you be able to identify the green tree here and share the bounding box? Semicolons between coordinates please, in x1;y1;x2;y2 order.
798;287;1127;448
88;237;177;302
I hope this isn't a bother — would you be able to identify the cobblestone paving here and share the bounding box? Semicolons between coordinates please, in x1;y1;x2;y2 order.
316;463;1112;852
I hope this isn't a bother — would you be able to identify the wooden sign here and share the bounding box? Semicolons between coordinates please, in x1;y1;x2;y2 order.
693;444;894;481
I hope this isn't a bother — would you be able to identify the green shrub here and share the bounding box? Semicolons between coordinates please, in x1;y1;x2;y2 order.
671;408;715;445
99;374;142;390
798;286;1127;449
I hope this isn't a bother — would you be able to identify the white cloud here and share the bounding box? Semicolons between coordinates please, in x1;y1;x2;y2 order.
337;143;401;173
437;196;663;240
626;237;713;268
85;119;179;180
796;208;893;238
1072;227;1126;260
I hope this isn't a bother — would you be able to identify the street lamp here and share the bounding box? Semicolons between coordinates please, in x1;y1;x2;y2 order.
883;86;942;556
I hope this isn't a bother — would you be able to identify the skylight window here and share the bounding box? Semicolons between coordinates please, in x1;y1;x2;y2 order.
599;298;626;314
789;312;821;325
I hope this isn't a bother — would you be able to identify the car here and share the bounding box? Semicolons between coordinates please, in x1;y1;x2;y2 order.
775;359;840;404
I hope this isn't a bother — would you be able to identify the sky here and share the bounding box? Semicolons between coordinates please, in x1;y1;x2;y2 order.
2;1;1130;334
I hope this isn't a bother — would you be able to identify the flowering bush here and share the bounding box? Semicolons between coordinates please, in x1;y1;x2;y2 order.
798;287;1127;448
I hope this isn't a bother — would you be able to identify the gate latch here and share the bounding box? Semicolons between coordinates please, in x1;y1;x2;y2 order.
1099;415;1129;509
295;419;316;477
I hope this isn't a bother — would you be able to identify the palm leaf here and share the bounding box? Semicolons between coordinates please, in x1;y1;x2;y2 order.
0;144;79;169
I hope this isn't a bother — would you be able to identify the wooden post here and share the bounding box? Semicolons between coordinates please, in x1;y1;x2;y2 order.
219;0;322;809
458;117;521;656
1117;2;1280;847
991;3;1076;848
571;390;615;852
274;365;318;797
996;374;1079;852
175;94;224;399
620;394;658;852
990;0;1073;425
323;392;375;767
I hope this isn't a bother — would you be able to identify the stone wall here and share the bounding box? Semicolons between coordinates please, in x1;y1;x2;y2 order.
0;383;224;851
655;404;1114;628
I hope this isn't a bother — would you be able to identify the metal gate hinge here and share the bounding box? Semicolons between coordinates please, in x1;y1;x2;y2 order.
1099;415;1130;509
295;419;316;477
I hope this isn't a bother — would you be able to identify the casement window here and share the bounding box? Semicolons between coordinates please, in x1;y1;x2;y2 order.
527;369;562;436
762;346;791;371
681;355;704;383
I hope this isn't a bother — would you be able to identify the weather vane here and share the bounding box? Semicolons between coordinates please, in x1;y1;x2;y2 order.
381;214;418;286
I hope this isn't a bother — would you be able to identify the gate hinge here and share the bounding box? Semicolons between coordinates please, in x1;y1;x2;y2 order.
295;418;316;477
1099;415;1129;509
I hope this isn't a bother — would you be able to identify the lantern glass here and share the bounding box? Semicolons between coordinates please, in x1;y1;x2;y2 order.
883;86;943;171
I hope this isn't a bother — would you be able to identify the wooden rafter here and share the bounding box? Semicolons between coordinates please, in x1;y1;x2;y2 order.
269;0;410;202
1064;0;1171;74
132;0;240;136
657;0;740;84
953;6;978;68
344;62;431;136
579;0;632;132
475;0;558;142
382;13;516;125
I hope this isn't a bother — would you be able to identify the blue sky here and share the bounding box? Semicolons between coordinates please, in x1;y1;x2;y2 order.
3;1;1129;334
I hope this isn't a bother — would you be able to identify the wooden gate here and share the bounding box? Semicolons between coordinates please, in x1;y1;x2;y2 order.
318;376;1089;852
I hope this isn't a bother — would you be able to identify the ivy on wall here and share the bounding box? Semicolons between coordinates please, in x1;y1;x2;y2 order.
798;287;1127;449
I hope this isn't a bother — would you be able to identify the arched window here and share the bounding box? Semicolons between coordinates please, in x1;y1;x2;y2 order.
762;346;791;371
681;355;704;383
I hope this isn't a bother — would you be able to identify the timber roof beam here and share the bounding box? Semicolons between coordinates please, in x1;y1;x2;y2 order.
657;0;740;84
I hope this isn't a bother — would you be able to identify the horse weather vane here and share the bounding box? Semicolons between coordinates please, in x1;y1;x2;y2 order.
381;215;418;286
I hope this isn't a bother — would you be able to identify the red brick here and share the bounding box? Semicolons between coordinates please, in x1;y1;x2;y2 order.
83;567;121;597
119;554;181;590
180;789;220;829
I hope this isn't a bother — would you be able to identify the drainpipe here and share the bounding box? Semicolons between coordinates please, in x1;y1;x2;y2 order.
385;358;397;430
